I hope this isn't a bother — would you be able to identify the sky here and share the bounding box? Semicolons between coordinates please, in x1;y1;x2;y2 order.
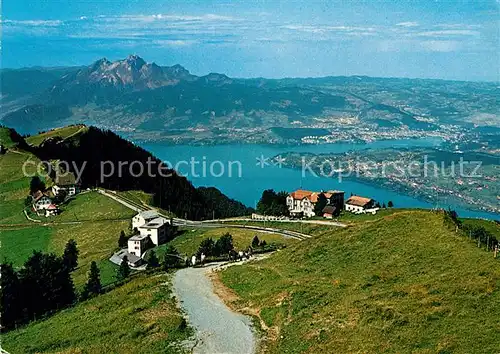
2;0;499;82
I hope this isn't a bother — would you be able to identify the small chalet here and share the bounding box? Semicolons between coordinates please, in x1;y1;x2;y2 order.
132;210;160;230
128;233;151;257
32;190;53;211
345;196;375;214
322;205;337;219
52;172;79;196
126;211;177;260
45;204;60;217
109;249;144;268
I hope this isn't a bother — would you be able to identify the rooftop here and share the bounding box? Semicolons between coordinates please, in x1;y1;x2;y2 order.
346;196;373;207
139;217;169;229
289;189;313;200
109;249;142;266
326;190;345;195
129;234;149;241
322;205;337;214
32;190;51;202
54;172;77;186
290;189;345;202
137;210;159;220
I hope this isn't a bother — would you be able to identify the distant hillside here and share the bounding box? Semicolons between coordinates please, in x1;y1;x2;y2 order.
3;54;485;140
6;125;252;220
220;210;500;353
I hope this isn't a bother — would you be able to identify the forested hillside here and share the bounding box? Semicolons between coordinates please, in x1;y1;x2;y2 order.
5;125;252;220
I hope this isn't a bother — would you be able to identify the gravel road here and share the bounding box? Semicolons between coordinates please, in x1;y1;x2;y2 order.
173;265;256;354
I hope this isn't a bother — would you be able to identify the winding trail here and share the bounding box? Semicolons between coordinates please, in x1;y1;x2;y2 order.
173;265;257;354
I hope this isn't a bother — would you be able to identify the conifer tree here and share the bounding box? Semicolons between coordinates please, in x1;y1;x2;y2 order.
117;256;130;281
82;261;101;299
118;230;127;248
0;262;22;330
146;250;160;268
62;239;79;271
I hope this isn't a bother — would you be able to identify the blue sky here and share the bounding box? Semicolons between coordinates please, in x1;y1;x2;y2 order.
2;0;499;81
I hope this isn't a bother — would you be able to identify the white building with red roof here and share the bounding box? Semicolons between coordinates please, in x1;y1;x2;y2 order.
286;189;345;217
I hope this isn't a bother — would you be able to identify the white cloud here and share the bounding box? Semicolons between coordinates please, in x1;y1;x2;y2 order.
282;24;378;37
413;30;480;37
114;13;237;22
396;21;419;27
2;19;62;27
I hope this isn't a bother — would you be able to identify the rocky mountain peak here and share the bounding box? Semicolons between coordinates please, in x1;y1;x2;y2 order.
124;54;146;70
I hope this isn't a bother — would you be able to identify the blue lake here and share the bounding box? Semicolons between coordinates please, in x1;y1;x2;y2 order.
139;139;498;220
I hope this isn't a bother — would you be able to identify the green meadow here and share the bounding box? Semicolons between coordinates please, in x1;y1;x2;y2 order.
1;273;192;354
220;210;500;353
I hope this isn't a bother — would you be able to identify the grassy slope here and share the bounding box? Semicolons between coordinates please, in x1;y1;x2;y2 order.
2;273;191;354
118;190;154;206
1;129;192;353
25;124;87;146
220;211;500;353
0;127;134;287
48;192;135;288
0;184;135;287
155;227;297;258
0;149;42;224
460;218;500;239
220;209;407;236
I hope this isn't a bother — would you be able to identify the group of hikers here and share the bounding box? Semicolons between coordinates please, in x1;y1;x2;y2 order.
188;247;254;267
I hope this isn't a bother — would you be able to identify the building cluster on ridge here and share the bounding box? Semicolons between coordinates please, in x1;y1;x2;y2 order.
286;189;378;218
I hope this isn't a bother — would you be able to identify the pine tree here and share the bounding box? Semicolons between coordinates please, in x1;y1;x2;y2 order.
82;261;101;300
314;193;328;216
62;239;79;271
20;251;75;322
116;256;130;281
118;230;127;248
146;250;160;268
1;262;22;330
388;201;394;208
196;238;215;257
30;176;45;194
163;245;180;270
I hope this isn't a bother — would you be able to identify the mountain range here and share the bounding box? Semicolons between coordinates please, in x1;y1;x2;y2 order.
1;55;498;145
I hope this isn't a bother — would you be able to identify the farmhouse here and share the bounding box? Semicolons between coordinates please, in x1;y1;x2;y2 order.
110;249;143;268
45;204;60;217
322;205;337;219
121;211;177;261
32;190;53;211
132;210;160;230
127;234;151;258
345;195;376;214
52;172;79;196
137;216;172;246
